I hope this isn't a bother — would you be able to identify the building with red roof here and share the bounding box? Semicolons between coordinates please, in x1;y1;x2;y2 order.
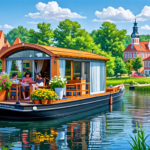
0;30;22;52
123;20;150;74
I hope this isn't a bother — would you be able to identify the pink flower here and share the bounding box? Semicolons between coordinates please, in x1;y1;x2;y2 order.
3;84;5;87
1;81;3;84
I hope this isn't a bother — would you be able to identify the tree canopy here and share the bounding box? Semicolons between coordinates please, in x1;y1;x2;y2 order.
6;26;29;44
91;22;127;58
114;57;127;76
54;19;101;53
133;56;143;72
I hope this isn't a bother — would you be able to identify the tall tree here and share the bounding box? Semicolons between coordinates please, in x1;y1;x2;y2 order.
133;56;143;72
54;19;101;53
6;26;29;44
28;22;54;46
126;59;133;76
123;35;131;48
91;22;127;58
114;57;127;77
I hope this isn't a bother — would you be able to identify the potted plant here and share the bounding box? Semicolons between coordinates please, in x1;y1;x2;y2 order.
75;77;79;80
49;76;67;99
31;89;42;104
0;72;12;101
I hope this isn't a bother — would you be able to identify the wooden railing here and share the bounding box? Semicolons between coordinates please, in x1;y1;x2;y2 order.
65;83;90;97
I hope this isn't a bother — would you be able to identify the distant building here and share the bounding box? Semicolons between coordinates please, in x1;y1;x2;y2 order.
123;20;150;74
0;30;21;51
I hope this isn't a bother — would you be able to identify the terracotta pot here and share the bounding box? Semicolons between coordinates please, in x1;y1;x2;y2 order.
41;100;48;105
48;100;53;104
34;100;41;104
0;89;7;101
75;77;79;80
32;100;35;104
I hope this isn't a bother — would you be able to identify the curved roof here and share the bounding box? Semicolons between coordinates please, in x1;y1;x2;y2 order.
0;43;109;61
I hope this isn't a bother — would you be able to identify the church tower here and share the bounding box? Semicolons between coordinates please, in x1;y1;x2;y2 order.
131;19;139;45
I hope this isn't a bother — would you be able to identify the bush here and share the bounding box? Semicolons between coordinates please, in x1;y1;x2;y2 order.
0;72;12;91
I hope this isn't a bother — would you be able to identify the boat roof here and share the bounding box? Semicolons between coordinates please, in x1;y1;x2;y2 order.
0;43;109;61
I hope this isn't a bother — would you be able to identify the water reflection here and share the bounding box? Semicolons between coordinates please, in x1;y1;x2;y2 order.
0;101;122;150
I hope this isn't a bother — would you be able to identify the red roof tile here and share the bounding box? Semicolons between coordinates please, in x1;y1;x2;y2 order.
124;41;150;52
13;37;22;45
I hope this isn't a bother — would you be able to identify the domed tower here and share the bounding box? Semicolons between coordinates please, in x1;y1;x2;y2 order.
131;19;139;45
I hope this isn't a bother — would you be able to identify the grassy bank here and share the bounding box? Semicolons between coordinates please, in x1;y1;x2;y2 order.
135;86;150;91
107;77;150;86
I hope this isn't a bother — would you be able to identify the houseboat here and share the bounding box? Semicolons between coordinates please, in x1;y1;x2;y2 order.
0;41;124;120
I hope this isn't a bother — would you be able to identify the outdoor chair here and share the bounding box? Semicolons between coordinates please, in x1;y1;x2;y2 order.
9;83;21;101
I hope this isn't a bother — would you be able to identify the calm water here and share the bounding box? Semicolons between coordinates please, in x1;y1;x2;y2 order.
0;89;150;150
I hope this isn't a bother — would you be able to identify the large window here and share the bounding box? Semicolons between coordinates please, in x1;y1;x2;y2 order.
65;61;71;80
7;60;22;78
23;60;33;77
73;62;81;80
7;49;50;58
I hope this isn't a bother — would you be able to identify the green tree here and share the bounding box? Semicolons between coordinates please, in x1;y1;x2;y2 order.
114;57;127;77
98;50;115;77
6;26;29;44
28;22;54;46
54;19;101;53
123;35;131;48
126;59;133;76
133;56;143;72
91;22;127;58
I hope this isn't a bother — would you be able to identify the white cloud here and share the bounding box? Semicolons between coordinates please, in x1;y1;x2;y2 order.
141;24;150;30
25;1;86;22
3;24;14;29
0;24;14;29
137;6;150;21
93;7;135;22
27;22;39;24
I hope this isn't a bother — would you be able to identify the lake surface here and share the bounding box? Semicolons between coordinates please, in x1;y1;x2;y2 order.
0;88;150;150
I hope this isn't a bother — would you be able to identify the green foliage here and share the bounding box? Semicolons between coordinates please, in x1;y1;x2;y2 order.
49;76;67;90
0;73;12;91
123;35;131;48
107;77;150;86
128;122;150;150
91;21;127;57
126;59;133;76
6;26;29;44
133;56;143;71
54;19;101;53
114;57;127;76
0;60;2;72
28;22;54;45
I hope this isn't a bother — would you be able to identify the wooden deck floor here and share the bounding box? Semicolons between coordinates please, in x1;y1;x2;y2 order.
0;91;112;105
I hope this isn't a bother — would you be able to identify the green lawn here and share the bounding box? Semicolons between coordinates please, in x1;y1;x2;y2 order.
107;77;150;86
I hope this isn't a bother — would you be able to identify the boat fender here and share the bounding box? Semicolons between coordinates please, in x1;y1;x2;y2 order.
110;93;113;105
33;106;37;111
16;101;20;105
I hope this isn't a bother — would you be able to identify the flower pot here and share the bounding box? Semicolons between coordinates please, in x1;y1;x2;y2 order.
34;100;41;104
32;100;35;104
48;100;53;104
55;88;64;99
0;89;7;101
75;77;79;80
41;100;48;105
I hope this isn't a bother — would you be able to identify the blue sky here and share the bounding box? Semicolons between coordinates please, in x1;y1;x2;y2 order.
1;0;150;35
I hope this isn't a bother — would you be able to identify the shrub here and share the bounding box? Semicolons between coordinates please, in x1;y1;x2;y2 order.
0;72;12;91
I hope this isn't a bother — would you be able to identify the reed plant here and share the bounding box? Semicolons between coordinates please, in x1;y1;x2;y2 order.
135;86;150;91
128;122;150;150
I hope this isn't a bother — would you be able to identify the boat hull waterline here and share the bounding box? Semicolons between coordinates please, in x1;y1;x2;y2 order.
0;88;125;120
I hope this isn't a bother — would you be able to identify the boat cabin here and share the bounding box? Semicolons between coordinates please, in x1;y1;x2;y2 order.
0;43;109;98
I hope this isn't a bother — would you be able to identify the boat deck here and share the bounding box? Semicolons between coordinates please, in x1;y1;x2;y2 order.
0;92;112;105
